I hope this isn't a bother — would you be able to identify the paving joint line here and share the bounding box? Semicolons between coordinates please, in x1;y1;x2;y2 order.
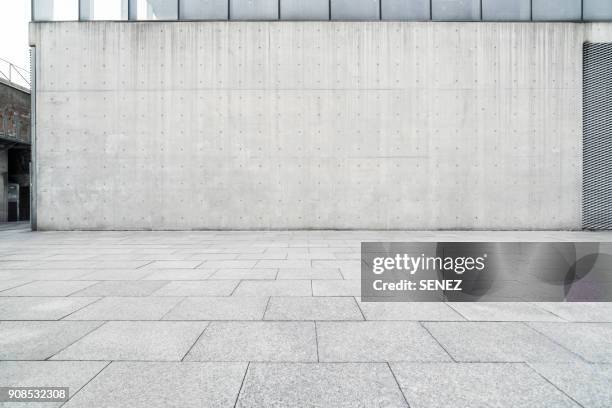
159;296;188;320
314;321;320;362
524;362;586;408
180;322;211;362
45;321;107;361
387;362;411;408
58;297;104;320
0;280;34;293
233;361;250;408
352;296;366;320
59;360;112;408
418;321;457;363
262;296;272;320
521;321;590;363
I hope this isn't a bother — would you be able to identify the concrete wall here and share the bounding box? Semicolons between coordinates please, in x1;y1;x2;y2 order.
28;21;610;230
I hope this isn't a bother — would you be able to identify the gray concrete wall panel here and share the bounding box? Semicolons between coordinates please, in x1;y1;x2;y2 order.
30;21;588;230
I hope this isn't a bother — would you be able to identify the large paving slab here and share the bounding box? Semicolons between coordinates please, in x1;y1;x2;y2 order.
0;280;31;292
233;280;312;297
0;297;99;320
528;322;612;362
77;269;153;280
448;302;563;322
63;362;247;408
210;268;277;280
142;269;216;280
0;321;103;360
51;321;207;361
317;322;452;362
71;281;168;297
529;363;612;408
312;280;361;296
0;281;97;297
391;362;579;408
0;361;109;408
236;363;408;408
276;268;342;280
356;301;465;321
185;322;317;362
144;261;203;269
151;280;239;296
264;297;363;320
535;302;612;322
0;269;90;281
64;297;183;320
423;322;581;363
163;297;269;320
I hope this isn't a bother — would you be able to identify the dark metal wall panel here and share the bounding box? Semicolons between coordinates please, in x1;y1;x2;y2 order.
381;0;430;20
180;0;228;20
230;0;278;20
584;0;612;21
432;0;481;21
583;43;612;229
281;0;329;20
532;0;581;21
331;0;380;20
482;0;530;21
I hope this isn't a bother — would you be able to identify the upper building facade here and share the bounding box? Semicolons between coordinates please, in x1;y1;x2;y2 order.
31;0;612;22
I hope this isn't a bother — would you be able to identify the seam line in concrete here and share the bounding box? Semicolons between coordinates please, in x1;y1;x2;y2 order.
352;296;366;320
387;362;412;408
522;322;590;363
45;320;106;361
180;322;210;362
314;321;320;363
419;321;457;363
159;296;188;320
262;296;272;320
525;362;586;408
233;361;250;408
58;297;103;320
59;360;112;408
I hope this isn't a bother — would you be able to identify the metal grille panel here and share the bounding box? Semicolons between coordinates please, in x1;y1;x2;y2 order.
583;43;612;229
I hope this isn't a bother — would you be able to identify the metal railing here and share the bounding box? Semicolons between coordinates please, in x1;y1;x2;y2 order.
0;58;31;91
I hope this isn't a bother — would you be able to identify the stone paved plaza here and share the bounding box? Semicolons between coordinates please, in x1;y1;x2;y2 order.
1;226;611;407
